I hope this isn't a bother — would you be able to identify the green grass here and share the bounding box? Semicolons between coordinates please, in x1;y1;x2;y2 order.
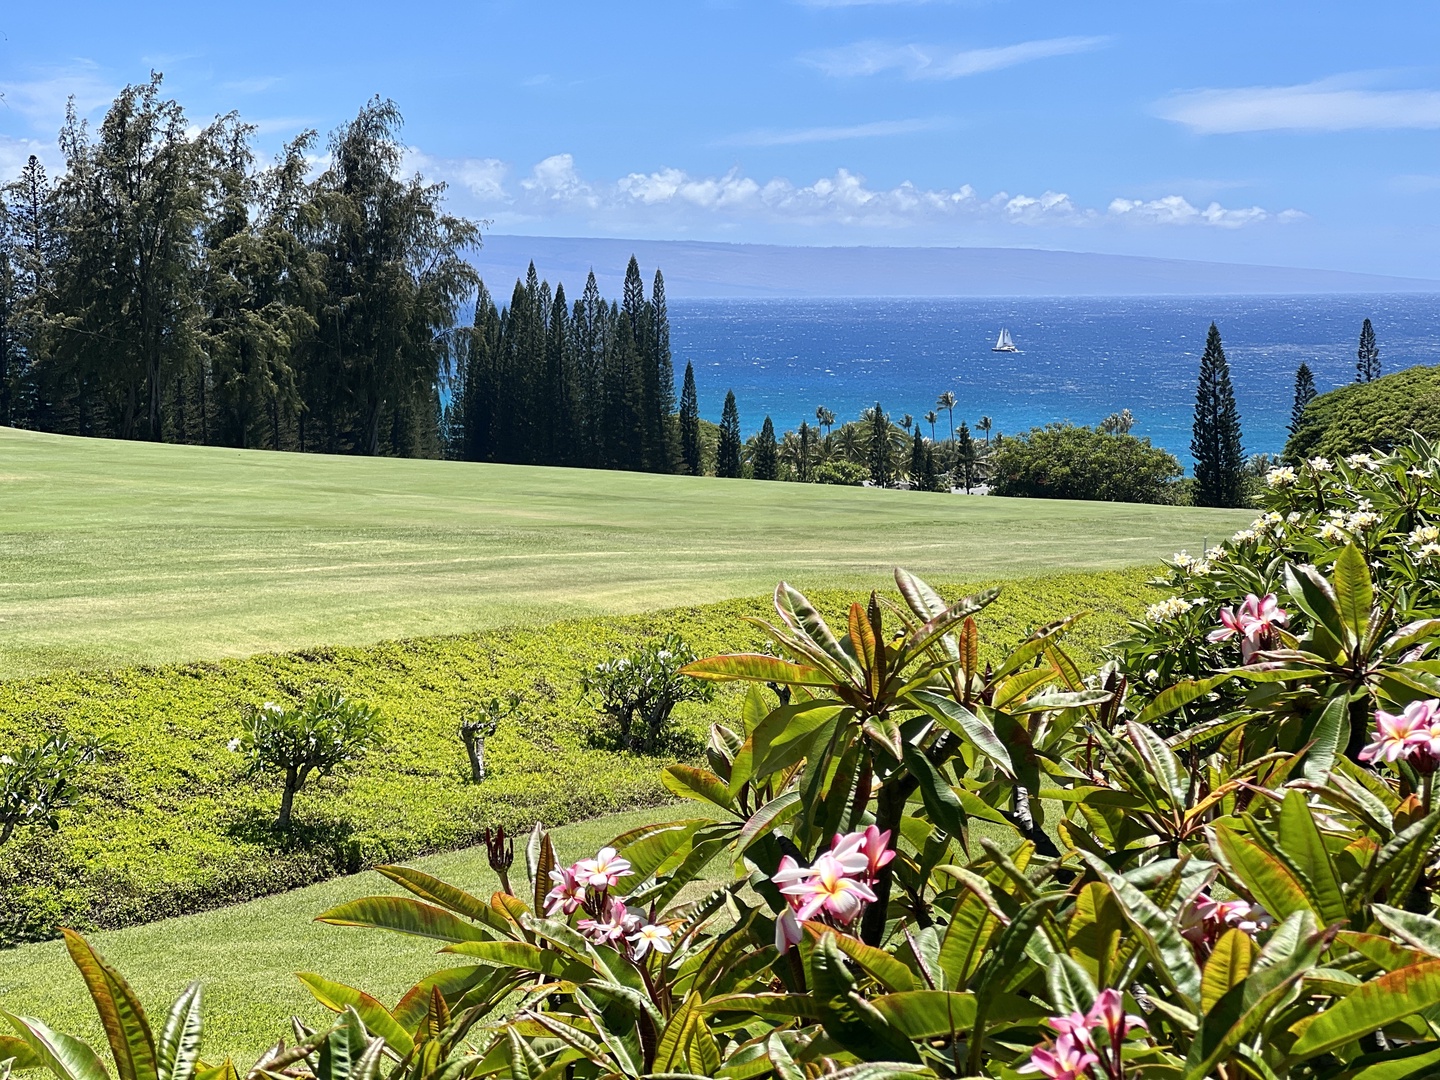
0;571;1153;948
0;427;1251;678
0;806;687;1067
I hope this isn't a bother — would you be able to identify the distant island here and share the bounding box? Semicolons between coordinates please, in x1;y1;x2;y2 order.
472;234;1440;299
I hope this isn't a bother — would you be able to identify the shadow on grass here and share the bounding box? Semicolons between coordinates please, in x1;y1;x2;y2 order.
223;808;364;873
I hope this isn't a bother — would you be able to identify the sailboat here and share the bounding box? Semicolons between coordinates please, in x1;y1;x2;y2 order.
992;328;1019;353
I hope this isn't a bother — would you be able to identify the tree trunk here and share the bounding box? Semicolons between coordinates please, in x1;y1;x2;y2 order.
462;729;486;782
278;769;298;829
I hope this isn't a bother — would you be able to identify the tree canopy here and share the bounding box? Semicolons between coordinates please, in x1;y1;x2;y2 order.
988;422;1183;503
1286;362;1440;460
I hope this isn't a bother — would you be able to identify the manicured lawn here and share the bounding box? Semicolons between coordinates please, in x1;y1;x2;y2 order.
0;807;683;1067
0;428;1251;678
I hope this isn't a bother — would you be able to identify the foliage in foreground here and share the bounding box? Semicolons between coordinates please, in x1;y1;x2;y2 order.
0;572;1149;947
1286;364;1440;462
12;551;1440;1078
988;423;1184;504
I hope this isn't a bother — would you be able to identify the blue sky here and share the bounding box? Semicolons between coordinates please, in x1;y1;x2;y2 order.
3;1;1439;277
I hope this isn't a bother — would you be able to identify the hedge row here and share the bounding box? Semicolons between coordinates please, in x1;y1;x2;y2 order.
0;570;1153;947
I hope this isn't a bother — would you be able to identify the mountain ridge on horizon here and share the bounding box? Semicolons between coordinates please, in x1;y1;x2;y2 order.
471;234;1440;300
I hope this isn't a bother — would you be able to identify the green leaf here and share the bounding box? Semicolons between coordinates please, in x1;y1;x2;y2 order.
0;1017;109;1080
612;818;709;883
809;928;918;993
1200;930;1254;1015
1371;905;1440;959
314;896;491;942
441;940;590;981
662;765;738;812
154;985;202;1080
1276;790;1348;925
1301;692;1350;783
1046;956;1098;1017
681;653;831;686
810;934;920;1064
62;931;158;1080
1125;721;1187;805
372;865;493;923
1135;673;1236;726
1213;823;1313;921
1332;543;1373;646
775;582;857;676
0;1036;44;1072
734;791;802;858
1285;563;1347;649
900;744;967;842
1289;960;1440;1061
295;974;414;1057
1338;1043;1440;1079
733;702;845;790
912;691;1012;776
1077;852;1202;1008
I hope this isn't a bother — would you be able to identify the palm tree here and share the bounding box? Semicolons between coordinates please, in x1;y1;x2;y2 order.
978;415;993;445
901;413;913;433
936;392;957;444
924;410;938;443
815;405;835;438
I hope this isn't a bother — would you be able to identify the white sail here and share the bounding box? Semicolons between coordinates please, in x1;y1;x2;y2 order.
992;328;1017;352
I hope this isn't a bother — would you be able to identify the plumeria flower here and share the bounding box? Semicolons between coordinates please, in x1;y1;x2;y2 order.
1045;1011;1096;1050
1308;456;1333;473
1146;597;1196;624
1022;1032;1100;1080
1410;525;1440;546
1209;594;1287;662
544;866;586;916
575;847;632;889
1417;543;1440;565
774;852;877;923
1265;466;1298;488
578;899;630;943
1197;896;1273;935
628;921;674;957
1359;701;1438;764
774;908;803;954
1207;606;1246;645
1345;453;1377;471
1085;988;1148;1046
832;825;895;881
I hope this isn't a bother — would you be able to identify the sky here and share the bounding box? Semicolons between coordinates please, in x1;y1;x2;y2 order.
3;1;1439;279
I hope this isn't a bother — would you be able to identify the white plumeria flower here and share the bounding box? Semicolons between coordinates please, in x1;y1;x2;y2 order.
629;921;674;957
1417;543;1440;565
1317;521;1348;543
1410;525;1440;546
1265;466;1298;488
1145;597;1197;624
1307;456;1333;473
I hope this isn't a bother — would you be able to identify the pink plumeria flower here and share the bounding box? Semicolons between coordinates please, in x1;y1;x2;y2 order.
1045;1011;1096;1051
1197;896;1273;935
544;866;586;916
774;908;803;954
1085;989;1147;1046
832;825;895;882
575;847;633;889
1359;701;1437;764
578;899;630;944
777;852;877;923
821;834;873;879
628;921;674;958
1207;606;1246;645
1021;1032;1099;1080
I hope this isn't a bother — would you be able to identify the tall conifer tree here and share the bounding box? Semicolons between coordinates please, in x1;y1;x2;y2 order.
1290;362;1317;436
1356;318;1380;383
679;362;701;475
752;416;778;480
717;390;742;478
650;269;675;471
1191;322;1245;508
866;402;892;487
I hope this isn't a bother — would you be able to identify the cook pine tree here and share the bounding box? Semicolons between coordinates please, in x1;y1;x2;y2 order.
752;416;778;480
716;390;742;478
1290;362;1317;436
1356;318;1380;383
679;362;701;475
1191;322;1245;508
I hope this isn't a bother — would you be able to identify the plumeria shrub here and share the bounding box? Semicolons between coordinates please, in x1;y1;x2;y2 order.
16;549;1440;1080
580;632;715;754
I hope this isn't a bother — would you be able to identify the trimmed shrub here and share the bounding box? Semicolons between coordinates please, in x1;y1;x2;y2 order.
989;423;1184;504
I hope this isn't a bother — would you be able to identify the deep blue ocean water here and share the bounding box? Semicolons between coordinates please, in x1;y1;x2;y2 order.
669;295;1440;465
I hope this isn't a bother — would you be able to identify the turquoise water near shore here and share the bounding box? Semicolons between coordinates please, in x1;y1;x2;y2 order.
670;294;1440;463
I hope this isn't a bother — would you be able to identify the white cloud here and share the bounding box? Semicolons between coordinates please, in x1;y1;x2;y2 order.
422;152;1295;233
1157;77;1440;134
804;36;1109;80
721;117;947;147
1107;195;1302;229
0;135;53;179
0;62;117;131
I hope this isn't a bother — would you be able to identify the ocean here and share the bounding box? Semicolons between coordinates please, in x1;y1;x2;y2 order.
669;294;1440;464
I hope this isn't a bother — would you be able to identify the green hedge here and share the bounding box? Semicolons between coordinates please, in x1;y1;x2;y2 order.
1286;363;1440;460
0;570;1152;947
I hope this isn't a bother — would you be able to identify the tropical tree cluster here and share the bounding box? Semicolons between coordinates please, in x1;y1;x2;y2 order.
0;76;477;455
1286;363;1440;462
18;440;1440;1079
443;258;680;472
988;422;1184;504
